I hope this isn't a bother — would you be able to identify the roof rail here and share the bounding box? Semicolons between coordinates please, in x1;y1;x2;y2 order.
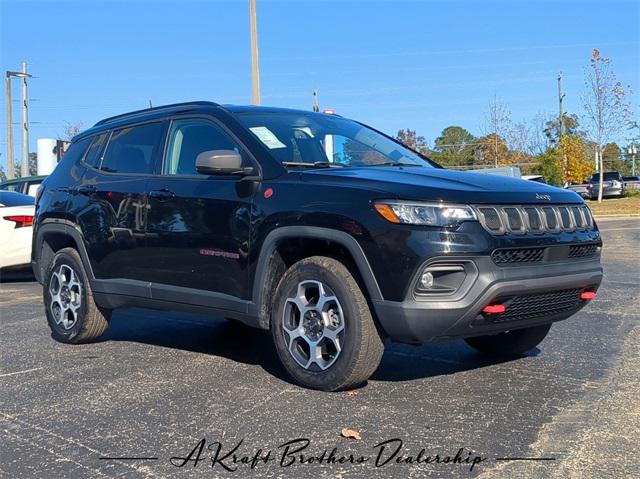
94;101;220;126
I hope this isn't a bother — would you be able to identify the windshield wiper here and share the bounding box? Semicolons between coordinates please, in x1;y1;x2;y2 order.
282;161;343;168
368;162;421;167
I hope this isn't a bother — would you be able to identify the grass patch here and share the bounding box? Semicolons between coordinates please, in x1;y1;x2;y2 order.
586;195;640;216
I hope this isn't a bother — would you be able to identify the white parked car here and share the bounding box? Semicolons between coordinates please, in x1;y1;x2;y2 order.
0;191;35;272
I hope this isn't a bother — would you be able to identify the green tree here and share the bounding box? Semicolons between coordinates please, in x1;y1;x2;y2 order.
432;126;476;167
601;143;627;172
532;148;564;186
544;113;583;144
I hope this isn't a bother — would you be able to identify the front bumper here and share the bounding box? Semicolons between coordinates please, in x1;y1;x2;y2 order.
372;256;603;344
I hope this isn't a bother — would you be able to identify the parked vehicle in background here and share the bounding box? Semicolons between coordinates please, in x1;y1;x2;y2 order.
0;175;47;197
565;181;591;199
622;176;640;190
522;175;546;184
588;171;625;199
32;101;603;391
0;191;35;273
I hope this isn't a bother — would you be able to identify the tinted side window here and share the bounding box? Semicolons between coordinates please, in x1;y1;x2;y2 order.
101;122;163;174
62;137;92;166
83;133;109;168
163;119;245;175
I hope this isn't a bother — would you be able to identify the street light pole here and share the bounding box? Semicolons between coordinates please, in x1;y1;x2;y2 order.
629;146;637;176
21;62;29;177
249;0;261;105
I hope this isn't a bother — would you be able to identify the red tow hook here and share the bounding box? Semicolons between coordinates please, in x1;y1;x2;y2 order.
482;304;506;314
580;291;597;300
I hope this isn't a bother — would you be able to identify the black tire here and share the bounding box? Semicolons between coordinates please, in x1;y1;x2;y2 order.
43;247;111;344
464;324;552;357
271;256;384;391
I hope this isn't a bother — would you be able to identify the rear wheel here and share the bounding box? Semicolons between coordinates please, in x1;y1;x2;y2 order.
271;256;384;391
44;247;111;343
464;324;552;357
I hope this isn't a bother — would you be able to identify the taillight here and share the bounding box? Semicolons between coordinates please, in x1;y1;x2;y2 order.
3;215;34;228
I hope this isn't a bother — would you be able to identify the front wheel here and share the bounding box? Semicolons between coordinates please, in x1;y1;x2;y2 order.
271;256;384;391
464;324;552;357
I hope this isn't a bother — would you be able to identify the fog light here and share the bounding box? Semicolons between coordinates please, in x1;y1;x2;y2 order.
420;271;434;289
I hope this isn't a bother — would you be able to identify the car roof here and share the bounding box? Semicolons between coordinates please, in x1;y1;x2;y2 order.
75;102;339;142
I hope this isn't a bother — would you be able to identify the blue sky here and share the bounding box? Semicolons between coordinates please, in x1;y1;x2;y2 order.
1;0;638;171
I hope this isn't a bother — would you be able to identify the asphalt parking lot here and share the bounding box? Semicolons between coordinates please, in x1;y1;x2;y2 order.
1;218;638;479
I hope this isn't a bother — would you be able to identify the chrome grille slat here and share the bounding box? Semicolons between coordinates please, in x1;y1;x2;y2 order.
474;205;594;235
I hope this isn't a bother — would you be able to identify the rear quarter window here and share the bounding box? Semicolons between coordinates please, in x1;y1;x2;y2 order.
83;133;109;168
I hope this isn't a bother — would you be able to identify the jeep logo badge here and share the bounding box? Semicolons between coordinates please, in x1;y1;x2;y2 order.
536;193;551;201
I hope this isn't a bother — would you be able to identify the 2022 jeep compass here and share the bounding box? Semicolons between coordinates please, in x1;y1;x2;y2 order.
32;101;603;391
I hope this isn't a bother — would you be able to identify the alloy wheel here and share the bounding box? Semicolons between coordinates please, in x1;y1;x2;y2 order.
49;264;82;330
282;280;345;371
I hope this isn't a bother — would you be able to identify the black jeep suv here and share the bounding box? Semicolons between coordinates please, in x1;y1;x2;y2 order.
32;101;602;391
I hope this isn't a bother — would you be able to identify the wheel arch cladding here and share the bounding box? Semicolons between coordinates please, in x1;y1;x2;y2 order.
251;226;383;329
36;221;94;284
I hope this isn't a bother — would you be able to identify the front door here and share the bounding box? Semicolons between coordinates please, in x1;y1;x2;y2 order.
145;117;256;305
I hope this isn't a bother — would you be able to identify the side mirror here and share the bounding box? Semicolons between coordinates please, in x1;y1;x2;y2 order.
195;150;254;176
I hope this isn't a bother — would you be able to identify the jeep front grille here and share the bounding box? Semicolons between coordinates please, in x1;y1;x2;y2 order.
491;243;600;265
474;205;593;235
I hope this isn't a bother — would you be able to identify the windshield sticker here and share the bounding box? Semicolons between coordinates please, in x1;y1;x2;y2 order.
250;126;287;149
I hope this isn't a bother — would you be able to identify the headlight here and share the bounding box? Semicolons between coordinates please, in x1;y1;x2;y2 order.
374;200;477;226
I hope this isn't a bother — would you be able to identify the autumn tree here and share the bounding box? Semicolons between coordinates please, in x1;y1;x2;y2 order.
395;129;430;155
561;135;594;184
581;49;632;202
473;134;509;167
482;95;512;167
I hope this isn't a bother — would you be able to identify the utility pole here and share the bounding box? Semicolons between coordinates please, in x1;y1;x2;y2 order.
5;66;32;179
557;72;565;138
249;0;261;105
558;72;567;174
21;62;29;177
5;73;14;179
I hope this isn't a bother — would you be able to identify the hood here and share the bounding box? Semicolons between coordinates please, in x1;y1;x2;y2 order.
300;166;583;204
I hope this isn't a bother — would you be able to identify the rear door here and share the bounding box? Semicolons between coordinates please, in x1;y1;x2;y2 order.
74;121;165;292
145;116;256;304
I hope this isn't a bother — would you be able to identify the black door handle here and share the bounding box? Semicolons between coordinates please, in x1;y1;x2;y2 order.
75;185;96;196
149;189;175;200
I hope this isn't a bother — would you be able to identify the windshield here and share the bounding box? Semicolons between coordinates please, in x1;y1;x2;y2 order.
236;112;435;168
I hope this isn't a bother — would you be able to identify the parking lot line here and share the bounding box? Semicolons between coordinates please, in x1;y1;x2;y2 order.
0;367;43;378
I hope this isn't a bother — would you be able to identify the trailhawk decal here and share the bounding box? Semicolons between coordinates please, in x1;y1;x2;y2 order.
199;249;240;260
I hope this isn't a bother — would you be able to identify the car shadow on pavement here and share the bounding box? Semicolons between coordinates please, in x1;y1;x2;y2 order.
101;308;535;387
